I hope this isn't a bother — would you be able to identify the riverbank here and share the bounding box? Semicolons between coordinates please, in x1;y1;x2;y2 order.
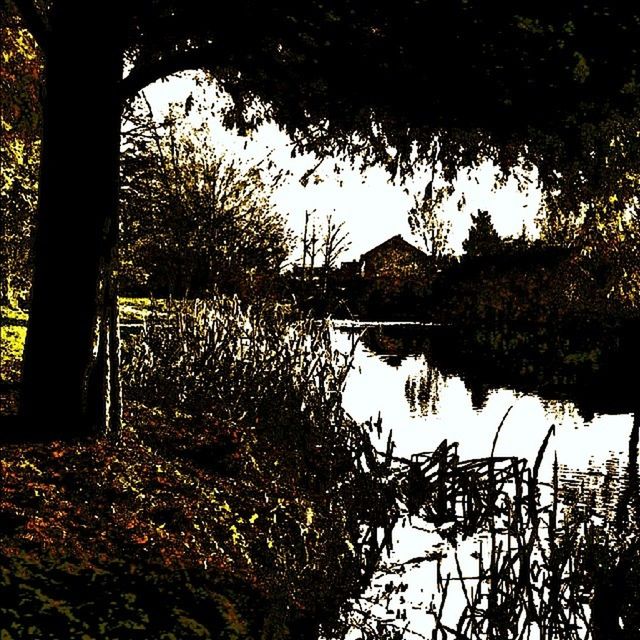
0;299;391;638
0;400;307;637
0;394;381;637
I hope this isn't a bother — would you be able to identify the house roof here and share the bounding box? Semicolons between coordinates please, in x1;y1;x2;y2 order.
360;235;428;261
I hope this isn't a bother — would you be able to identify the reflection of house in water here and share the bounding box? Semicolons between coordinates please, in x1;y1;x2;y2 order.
361;325;430;368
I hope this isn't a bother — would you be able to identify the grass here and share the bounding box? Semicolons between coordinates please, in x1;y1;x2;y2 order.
0;307;27;325
0;299;159;385
121;296;398;633
119;298;170;324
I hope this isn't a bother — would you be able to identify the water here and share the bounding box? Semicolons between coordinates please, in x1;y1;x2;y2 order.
336;324;633;474
332;323;637;638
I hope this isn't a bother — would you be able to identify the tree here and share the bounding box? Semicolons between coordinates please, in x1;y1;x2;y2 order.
408;185;452;265
298;210;350;274
462;210;503;258
120;99;290;300
296;211;350;295
320;214;351;273
543;201;640;311
299;210;319;282
9;0;640;436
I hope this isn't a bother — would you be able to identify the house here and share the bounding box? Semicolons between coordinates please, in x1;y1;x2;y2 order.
337;260;360;279
359;235;432;284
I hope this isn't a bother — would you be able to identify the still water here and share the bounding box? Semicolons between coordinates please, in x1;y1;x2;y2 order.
332;322;637;638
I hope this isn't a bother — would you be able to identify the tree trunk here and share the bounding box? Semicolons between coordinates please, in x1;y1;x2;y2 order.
19;5;123;438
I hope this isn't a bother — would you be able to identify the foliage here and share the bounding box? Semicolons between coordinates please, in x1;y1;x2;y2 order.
320;213;351;272
121;296;400;634
0;429;280;638
15;1;640;211
0;293;400;637
408;186;452;265
0;548;258;639
13;0;640;431
120;100;291;299
116;2;640;216
421;199;640;326
0;5;41;305
539;202;640;308
120;296;373;525
297;210;351;275
0;324;25;384
122;297;350;437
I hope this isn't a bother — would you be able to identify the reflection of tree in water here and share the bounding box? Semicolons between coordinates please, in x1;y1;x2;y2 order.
363;323;640;417
405;363;444;416
334;326;640;637
467;379;491;410
543;398;580;422
427;324;640;419
560;454;626;520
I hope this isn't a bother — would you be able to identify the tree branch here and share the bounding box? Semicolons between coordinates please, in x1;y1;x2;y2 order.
119;46;220;101
9;0;49;52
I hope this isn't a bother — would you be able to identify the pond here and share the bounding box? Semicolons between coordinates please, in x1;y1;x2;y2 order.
332;322;639;639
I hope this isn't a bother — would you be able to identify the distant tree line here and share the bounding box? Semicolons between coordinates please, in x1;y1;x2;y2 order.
290;201;640;326
432;207;640;327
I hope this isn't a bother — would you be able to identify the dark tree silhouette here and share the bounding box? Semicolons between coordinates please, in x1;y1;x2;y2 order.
408;188;452;266
8;0;640;436
463;210;503;258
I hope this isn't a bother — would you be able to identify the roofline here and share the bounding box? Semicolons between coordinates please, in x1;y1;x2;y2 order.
360;234;429;260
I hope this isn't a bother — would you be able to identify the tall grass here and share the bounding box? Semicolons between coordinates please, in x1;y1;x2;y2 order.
370;419;640;640
120;295;400;636
123;297;354;445
121;299;640;638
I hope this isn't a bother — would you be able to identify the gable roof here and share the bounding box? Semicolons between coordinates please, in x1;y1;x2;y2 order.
360;235;428;261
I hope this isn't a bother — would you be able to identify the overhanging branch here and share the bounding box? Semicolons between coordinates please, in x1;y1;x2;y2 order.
9;0;49;52
119;46;221;101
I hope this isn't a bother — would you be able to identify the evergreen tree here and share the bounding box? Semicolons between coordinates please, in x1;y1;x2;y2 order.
462;210;503;258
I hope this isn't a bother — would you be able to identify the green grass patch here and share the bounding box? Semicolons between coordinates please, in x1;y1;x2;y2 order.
0;306;28;326
1;325;25;383
119;298;169;324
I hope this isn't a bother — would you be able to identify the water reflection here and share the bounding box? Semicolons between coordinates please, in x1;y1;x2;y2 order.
332;323;640;639
405;364;444;416
358;323;640;419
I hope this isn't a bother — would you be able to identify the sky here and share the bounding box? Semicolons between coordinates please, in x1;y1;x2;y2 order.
142;72;543;263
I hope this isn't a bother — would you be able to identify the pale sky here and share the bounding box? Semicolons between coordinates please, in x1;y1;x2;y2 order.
141;72;542;262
